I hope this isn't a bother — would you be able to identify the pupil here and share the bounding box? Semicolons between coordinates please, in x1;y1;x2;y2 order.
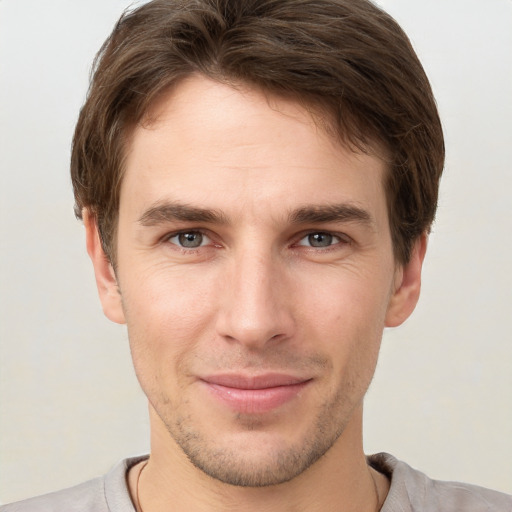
309;233;332;247
179;232;202;248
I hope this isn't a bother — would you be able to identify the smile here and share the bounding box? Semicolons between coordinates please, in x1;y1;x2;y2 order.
200;374;312;414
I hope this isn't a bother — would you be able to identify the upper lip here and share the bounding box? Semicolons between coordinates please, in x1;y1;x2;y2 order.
200;373;311;390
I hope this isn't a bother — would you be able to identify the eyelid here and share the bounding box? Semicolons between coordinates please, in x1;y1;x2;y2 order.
159;228;351;250
294;230;352;248
163;229;213;248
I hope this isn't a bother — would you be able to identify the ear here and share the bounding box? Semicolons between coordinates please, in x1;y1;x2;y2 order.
84;210;126;324
385;233;427;328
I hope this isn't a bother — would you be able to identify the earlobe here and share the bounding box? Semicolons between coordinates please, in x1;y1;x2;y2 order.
83;210;126;325
385;233;427;328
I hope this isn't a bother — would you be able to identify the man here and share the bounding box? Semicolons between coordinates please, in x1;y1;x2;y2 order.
2;0;510;510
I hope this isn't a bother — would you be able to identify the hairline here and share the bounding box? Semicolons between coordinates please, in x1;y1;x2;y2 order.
97;73;400;269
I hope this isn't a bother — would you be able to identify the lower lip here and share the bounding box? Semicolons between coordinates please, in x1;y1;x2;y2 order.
203;381;310;414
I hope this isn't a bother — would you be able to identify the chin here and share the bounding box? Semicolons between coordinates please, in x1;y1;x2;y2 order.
164;410;348;487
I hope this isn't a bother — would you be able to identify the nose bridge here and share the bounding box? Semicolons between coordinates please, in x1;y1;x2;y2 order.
217;241;294;347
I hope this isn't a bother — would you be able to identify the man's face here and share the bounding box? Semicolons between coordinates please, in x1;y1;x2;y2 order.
89;75;421;486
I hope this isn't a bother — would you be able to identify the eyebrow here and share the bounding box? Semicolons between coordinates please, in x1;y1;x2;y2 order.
138;202;228;226
289;204;374;227
138;201;374;229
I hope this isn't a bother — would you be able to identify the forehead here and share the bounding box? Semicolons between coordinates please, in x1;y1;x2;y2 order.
120;75;389;227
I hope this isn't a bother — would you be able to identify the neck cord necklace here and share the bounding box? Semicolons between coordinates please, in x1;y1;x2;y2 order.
134;460;148;512
134;461;382;512
370;468;382;511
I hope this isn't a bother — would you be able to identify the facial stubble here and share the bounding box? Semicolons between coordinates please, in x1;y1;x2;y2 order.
151;371;368;488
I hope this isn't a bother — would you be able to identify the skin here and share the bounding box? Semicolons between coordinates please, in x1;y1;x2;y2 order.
86;75;426;511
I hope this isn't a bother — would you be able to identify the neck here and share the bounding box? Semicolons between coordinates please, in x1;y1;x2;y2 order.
132;405;388;512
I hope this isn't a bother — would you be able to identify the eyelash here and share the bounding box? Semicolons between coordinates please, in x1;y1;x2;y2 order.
294;231;350;250
162;229;351;252
163;230;215;252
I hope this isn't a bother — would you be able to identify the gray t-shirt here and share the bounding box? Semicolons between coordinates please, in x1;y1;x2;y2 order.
2;453;511;511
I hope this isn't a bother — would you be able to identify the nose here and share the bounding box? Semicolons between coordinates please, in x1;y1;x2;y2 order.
215;247;296;349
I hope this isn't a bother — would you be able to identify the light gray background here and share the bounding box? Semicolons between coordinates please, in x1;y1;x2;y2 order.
1;0;511;503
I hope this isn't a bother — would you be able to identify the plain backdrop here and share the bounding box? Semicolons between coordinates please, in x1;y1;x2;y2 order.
1;0;511;503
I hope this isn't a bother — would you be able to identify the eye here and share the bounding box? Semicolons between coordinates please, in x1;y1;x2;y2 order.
167;231;210;249
297;232;345;248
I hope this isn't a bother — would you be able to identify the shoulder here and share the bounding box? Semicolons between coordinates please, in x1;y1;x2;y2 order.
0;456;146;512
368;453;512;512
0;477;105;512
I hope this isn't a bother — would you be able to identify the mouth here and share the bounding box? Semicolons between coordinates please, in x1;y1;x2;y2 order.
200;373;312;414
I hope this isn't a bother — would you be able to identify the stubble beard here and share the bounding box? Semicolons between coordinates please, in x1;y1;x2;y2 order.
155;385;360;488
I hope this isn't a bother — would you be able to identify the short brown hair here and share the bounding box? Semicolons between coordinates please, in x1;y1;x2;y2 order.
71;0;444;264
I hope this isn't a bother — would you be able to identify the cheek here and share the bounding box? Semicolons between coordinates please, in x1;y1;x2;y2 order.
120;269;217;392
121;260;218;333
301;262;393;330
300;267;391;378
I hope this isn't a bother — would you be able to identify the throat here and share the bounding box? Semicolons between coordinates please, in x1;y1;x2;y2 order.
127;455;389;512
